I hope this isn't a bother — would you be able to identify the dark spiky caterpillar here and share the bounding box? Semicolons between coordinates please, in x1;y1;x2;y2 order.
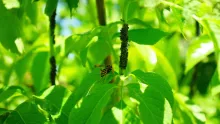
50;56;56;85
50;9;56;44
49;10;57;85
119;22;129;70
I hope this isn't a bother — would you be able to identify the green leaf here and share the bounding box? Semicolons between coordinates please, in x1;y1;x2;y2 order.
65;27;101;54
4;101;47;124
34;85;70;115
65;0;79;15
0;108;9;115
129;29;167;45
153;47;178;90
210;70;220;96
201;19;220;80
68;83;117;124
45;0;58;16
0;86;25;103
14;53;33;83
132;70;174;107
88;38;111;64
174;93;206;124
79;47;88;67
0;1;21;53
170;7;185;36
13;46;41;84
127;42;157;72
56;68;101;123
0;108;10;123
122;106;141;124
127;18;151;27
122;0;139;21
31;52;49;93
127;83;173;124
25;1;38;25
185;35;214;73
100;109;118;124
142;0;162;8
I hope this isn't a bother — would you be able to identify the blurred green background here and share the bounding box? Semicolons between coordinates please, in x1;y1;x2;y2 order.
0;0;220;123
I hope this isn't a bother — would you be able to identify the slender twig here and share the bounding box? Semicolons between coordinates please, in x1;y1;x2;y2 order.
96;0;114;76
96;0;106;26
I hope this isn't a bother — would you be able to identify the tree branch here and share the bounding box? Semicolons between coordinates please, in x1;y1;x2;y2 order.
96;0;113;75
96;0;106;26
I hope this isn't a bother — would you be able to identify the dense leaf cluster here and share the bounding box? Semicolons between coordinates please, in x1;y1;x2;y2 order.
0;0;220;124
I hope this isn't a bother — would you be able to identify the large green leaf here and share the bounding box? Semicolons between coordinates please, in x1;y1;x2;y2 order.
45;0;58;16
129;29;167;45
14;53;33;83
0;108;9;116
122;0;139;21
8;46;40;85
56;68;101;123
79;47;88;67
174;93;206;124
0;86;25;103
65;0;79;15
153;47;178;90
0;108;10;123
88;38;111;64
34;85;70;115
0;1;21;53
65;27;101;54
132;70;174;107
68;83;117;124
100;109;118;124
31;52;49;93
87;25;115;64
4;101;47;124
127;83;173;124
185;35;214;73
201;19;220;80
127;42;157;73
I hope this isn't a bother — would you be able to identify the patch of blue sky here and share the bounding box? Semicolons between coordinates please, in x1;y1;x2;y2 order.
56;1;82;36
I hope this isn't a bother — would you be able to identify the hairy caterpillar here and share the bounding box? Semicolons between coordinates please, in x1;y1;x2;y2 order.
50;56;56;85
50;10;56;44
100;65;112;77
119;21;129;70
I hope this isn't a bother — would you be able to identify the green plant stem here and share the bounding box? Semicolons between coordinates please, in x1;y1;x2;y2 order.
96;0;114;74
